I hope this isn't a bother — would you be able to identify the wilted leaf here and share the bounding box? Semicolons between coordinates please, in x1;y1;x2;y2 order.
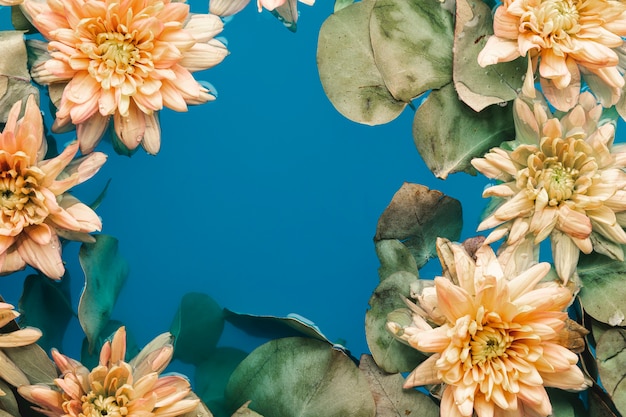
225;337;375;417
577;248;626;326
170;292;224;365
223;310;332;344
2;342;56;385
365;271;427;374
359;354;438;417
78;235;129;352
370;0;453;102
375;239;419;282
413;83;514;178
596;328;626;416
374;183;462;268
0;31;39;123
317;0;405;125
196;347;248;417
18;273;73;353
453;0;525;111
589;385;621;417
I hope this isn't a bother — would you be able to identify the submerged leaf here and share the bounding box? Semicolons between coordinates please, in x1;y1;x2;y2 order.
370;0;453;102
359;354;439;417
78;235;129;352
596;328;626;416
0;31;39;123
375;239;419;281
453;0;525;111
80;320;139;369
578;248;626;326
375;182;462;268
317;0;405;125
232;401;264;417
365;271;427;373
170;292;224;365
413;83;514;178
225;337;375;417
2;342;56;385
0;379;19;415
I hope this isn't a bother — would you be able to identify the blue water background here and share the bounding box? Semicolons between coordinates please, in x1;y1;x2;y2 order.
1;1;496;370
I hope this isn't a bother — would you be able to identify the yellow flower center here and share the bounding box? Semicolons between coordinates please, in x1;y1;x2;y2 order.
541;162;577;205
520;0;581;46
0;168;47;230
79;391;130;417
470;327;513;365
97;33;141;74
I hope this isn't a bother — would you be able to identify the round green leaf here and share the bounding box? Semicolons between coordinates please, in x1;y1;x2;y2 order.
365;271;427;374
375;239;419;282
596;328;626;415
452;0;526;111
370;0;453;102
413;83;515;179
78;235;129;353
170;292;224;365
317;0;405;125
225;337;375;417
578;249;626;326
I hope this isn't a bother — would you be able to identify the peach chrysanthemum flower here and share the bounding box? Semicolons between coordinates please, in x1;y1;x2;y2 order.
477;0;626;111
208;0;314;17
387;238;589;417
0;95;106;279
471;91;626;282
22;0;228;155
18;327;199;417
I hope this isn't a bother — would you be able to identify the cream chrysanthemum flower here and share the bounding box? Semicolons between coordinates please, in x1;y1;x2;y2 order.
18;327;199;417
0;95;106;279
472;91;626;282
387;238;588;417
22;0;228;155
477;0;626;111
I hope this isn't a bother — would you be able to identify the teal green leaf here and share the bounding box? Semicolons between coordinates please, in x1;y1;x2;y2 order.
545;388;582;417
374;182;462;269
170;292;224;365
359;354;439;416
596;328;626;416
18;273;74;353
78;235;129;352
375;239;419;282
2;342;56;385
223;310;332;344
365;271;427;374
452;0;526;111
413;83;515;179
80;321;139;369
225;337;375;417
578;248;626;326
370;0;453;103
196;347;248;417
0;31;39;123
317;0;405;125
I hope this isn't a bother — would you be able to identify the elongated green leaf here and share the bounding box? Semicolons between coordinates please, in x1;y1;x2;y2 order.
370;0;453;102
578;248;626;326
413;83;514;178
317;0;405;125
0;380;19;416
359;354;439;417
0;31;39;123
374;182;462;268
170;292;224;365
78;235;129;352
225;337;375;417
453;0;526;111
365;271;426;373
2;342;56;385
596;328;626;416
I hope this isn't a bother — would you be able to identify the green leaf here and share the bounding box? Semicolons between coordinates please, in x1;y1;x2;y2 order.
359;354;439;417
0;380;19;416
334;0;354;12
170;292;224;365
317;0;405;125
375;239;419;282
374;182;462;269
0;31;39;123
452;0;526;111
80;321;139;369
17;274;74;353
365;271;427;374
78;235;129;353
196;347;248;417
577;248;626;326
223;310;332;345
413;83;514;178
1;342;56;385
232;401;264;417
596;328;626;416
225;337;375;417
370;0;453;103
